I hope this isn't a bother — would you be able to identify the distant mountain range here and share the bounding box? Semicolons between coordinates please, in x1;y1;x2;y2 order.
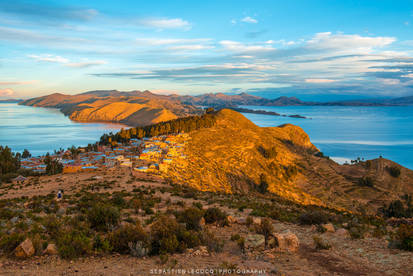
77;90;413;107
17;90;413;126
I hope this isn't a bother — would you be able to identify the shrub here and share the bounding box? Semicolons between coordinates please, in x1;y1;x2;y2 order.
381;200;407;218
204;207;228;226
246;216;253;226
56;230;92;259
150;216;181;255
0;233;24;254
313;235;331;250
358;176;374;187
177;207;205;231
395;224;413;251
236;237;245;253
257;218;274;248
93;235;112;253
202;230;224;253
387;166;401;178
87;204;120;232
298;211;328;225
109;223;148;254
230;234;241;241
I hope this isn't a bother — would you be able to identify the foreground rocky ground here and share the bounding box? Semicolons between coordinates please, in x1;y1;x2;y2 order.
0;169;412;276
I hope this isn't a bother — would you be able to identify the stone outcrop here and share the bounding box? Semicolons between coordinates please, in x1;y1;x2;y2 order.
14;238;35;258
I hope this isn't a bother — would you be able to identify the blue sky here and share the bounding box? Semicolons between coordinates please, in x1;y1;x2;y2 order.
1;0;413;100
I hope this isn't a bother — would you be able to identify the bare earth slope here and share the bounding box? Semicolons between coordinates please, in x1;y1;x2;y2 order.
20;91;200;126
166;109;413;213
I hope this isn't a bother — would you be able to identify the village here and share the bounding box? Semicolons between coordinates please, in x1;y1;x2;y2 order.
19;133;190;178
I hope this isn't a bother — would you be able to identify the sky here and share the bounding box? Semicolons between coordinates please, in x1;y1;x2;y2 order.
1;0;413;100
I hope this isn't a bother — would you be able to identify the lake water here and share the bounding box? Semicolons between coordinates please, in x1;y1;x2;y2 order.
241;105;413;169
0;103;126;156
1;103;412;169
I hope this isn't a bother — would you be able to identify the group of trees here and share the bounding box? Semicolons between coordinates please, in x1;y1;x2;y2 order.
100;112;217;145
44;153;63;175
0;146;32;183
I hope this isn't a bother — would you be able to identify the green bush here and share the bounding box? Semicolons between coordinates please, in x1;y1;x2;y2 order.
358;176;374;187
313;235;331;250
204;207;228;226
150;216;181;255
177;207;205;230
298;211;328;225
109;223;148;254
202;230;224;253
387;166;401;178
256;218;274;248
93;235;112;253
87;204;120;232
0;232;25;254
56;230;92;259
395;224;413;251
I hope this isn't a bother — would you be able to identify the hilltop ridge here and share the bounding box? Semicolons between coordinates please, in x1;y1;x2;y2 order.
20;91;201;126
165;109;413;212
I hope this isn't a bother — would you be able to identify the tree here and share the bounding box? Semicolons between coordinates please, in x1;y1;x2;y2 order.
22;149;31;159
44;155;63;175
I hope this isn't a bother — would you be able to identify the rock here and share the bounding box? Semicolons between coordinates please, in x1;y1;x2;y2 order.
321;223;335;233
245;234;265;249
227;215;236;224
252;217;262;225
56;208;66;216
191;246;209;256
236;217;246;224
14;238;35;258
335;228;350;238
200;217;206;227
42;244;58;255
272;231;299;252
308;225;317;232
10;217;19;224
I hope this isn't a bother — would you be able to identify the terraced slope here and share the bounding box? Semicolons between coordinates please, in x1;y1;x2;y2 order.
165;109;413;213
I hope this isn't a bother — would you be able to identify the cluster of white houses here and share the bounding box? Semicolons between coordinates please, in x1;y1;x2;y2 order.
20;133;189;175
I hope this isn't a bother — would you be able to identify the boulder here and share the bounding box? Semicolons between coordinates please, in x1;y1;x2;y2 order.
321;223;335;233
335;228;350;238
227;215;236;224
191;246;209;256
252;217;262;225
200;217;206;227
43;244;58;255
14;238;35;258
271;231;299;252
245;234;265;249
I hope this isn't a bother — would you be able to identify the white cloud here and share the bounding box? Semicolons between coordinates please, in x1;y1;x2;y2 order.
307;32;395;53
139;18;191;30
135;38;211;46
305;79;337;83
28;54;69;63
0;88;14;97
65;60;107;68
0;80;37;85
378;78;400;85
168;44;214;51
231;19;237;25
241;16;258;24
29;54;106;68
219;40;274;52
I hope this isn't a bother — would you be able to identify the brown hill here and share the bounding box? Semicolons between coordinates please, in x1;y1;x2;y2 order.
20;91;201;126
165;109;413;213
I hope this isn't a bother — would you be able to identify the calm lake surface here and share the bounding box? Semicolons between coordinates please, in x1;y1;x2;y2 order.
241;105;413;169
0;103;126;156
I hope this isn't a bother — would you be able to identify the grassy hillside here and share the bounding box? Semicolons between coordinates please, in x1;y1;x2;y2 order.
165;109;413;213
20;92;200;126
